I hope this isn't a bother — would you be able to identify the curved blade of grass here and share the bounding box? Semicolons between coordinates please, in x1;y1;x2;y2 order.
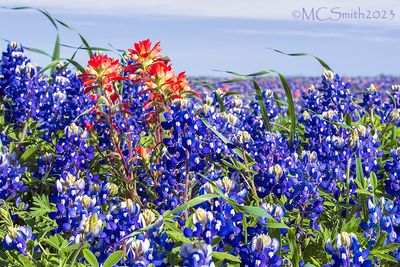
1;37;52;58
61;44;113;53
196;112;254;163
217;69;296;142
50;33;61;74
195;81;224;112
0;37;51;58
166;194;218;215
54;18;93;58
278;73;295;142
1;6;58;30
24;46;52;58
37;58;86;76
108;43;125;54
253;79;271;131
65;58;86;73
222;91;241;98
54;46;84;78
2;6;98;59
37;59;62;75
266;46;333;71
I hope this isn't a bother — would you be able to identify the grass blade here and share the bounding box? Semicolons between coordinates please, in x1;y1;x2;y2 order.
266;47;333;71
218;69;296;141
195;81;225;112
277;73;296;142
50;34;60;74
253;79;271;131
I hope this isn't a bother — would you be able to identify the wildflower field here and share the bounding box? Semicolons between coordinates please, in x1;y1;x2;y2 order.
0;9;400;267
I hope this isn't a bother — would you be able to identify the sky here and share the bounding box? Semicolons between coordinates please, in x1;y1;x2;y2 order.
0;0;399;77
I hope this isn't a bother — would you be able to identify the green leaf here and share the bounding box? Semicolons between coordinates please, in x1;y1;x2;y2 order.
167;194;218;215
355;157;365;189
345;113;352;126
342;217;361;233
288;228;300;267
103;250;123;267
20;146;37;163
9;142;17;154
371;252;398;263
17;254;35;267
355;189;374;197
374;233;388;250
266;222;288;229
79;34;93;57
212;251;241;263
62;243;84;252
30;195;55;217
253;79;271;131
37;59;62;75
83;249;99;267
370;172;378;192
237;206;286;228
218;68;296;141
372;243;400;254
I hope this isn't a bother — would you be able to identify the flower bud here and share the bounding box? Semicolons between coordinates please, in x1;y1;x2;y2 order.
235;130;252;144
389;109;400;123
81;195;91;208
108;183;118;196
141;209;156;227
251;234;279;253
302;110;311;120
272;164;283;179
193;208;213;226
323;70;334;82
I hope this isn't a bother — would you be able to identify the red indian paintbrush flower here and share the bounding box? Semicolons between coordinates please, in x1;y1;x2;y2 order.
79;54;125;95
128;39;162;65
135;146;153;162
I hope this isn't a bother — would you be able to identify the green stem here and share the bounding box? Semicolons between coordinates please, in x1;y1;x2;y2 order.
345;158;351;219
68;243;84;267
20;114;30;143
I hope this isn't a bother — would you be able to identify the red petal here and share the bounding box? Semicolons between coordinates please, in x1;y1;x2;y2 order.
111;76;126;81
143;101;153;109
84;86;97;95
191;91;202;99
110;92;119;103
82;79;97;86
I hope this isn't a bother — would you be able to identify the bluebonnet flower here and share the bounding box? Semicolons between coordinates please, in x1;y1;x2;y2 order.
179;242;215;267
0;42;47;124
384;147;400;199
36;63;90;140
360;198;400;261
0;148;28;205
324;232;372;267
240;233;282;267
2;225;35;255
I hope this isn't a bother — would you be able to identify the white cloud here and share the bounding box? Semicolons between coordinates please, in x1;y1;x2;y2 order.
220;28;400;43
1;0;400;27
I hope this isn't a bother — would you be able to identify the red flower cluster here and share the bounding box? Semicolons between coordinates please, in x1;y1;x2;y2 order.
79;54;125;106
125;39;201;117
